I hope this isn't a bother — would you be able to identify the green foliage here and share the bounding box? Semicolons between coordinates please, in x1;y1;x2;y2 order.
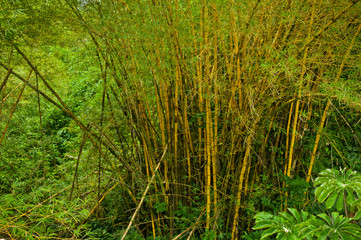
283;175;311;209
254;208;361;240
154;201;167;213
254;208;315;239
1;0;361;239
315;168;361;212
0;182;90;239
254;169;361;240
202;229;217;240
311;212;361;240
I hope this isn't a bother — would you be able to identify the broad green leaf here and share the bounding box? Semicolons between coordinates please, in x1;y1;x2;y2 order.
254;222;277;230
331;212;340;224
346;169;356;178
317;213;331;225
315;186;325;199
301;211;309;221
352;183;361;195
353;210;361;220
298;221;318;239
330;234;339;240
317;186;334;203
325;190;339;209
336;192;344;211
261;227;282;239
347;189;356;205
254;212;274;222
287;208;299;221
279;212;294;223
351;199;361;207
288;233;301;240
277;232;287;239
318;234;327;240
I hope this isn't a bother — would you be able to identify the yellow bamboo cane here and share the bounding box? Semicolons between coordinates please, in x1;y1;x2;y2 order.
231;122;257;240
306;22;361;182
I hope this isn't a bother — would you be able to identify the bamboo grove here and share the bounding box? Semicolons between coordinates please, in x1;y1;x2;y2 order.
1;0;361;239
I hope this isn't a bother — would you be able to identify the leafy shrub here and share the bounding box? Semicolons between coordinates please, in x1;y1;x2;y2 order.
253;168;361;239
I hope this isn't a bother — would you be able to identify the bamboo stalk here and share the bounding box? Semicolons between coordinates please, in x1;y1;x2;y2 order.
121;146;168;240
298;2;359;54
0;70;31;146
12;48;134;176
206;95;212;230
201;3;212;230
231;122;257;240
35;72;46;176
163;73;170;192
285;102;294;161
286;94;300;178
212;8;219;220
306;22;361;182
0;68;11;94
69;130;87;201
286;0;317;177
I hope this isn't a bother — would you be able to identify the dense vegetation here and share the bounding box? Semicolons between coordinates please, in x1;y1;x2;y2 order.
1;0;361;239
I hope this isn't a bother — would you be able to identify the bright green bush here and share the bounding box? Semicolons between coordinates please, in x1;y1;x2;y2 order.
253;168;361;239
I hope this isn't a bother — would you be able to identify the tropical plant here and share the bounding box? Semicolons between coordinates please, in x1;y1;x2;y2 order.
314;168;361;216
254;168;361;240
311;212;361;240
253;208;315;239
